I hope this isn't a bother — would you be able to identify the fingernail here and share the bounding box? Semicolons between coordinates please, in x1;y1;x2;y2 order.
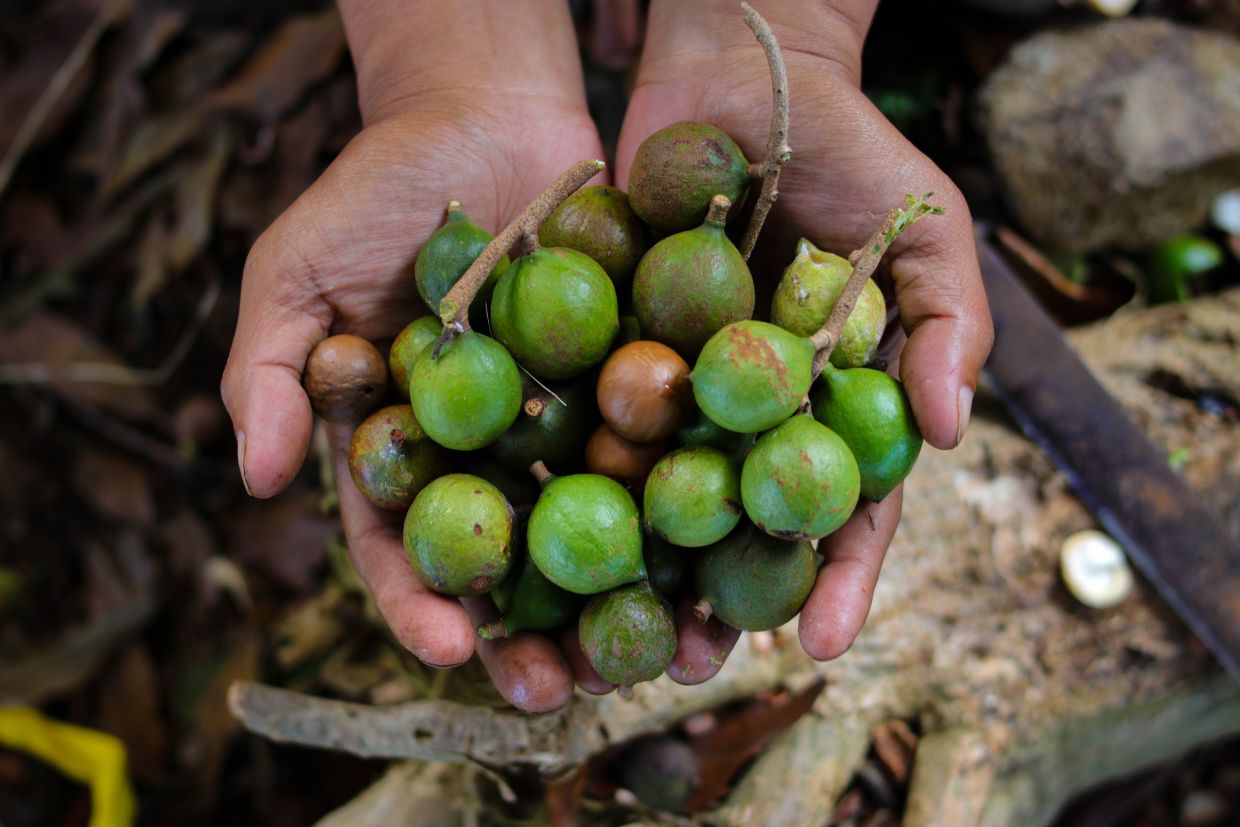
956;385;974;446
236;431;253;497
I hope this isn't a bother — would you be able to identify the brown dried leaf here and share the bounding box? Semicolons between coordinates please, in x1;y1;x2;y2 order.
96;642;167;781
106;105;208;198
230;492;335;591
209;8;346;122
72;448;156;525
682;680;826;812
149;29;252;105
0;310;161;423
0;191;72;270
0;2;102;152
182;631;260;806
127;128;231;309
545;768;587;827
871;719;919;786
129;215;171;312
0;595;154;705
166;127;232;271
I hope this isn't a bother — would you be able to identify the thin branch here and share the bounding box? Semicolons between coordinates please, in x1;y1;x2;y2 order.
529;460;554;488
0;0;126;201
433;159;605;356
809;194;944;376
738;2;791;261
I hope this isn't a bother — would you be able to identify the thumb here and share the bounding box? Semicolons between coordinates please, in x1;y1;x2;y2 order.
220;234;331;497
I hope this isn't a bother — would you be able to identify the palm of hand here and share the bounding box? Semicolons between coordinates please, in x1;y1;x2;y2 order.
616;49;988;663
258;101;608;344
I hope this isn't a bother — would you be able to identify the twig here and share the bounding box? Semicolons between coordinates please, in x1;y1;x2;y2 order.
738;2;791;261
0;0;126;202
0;276;221;387
809;194;943;376
432;159;605;357
529;460;554;488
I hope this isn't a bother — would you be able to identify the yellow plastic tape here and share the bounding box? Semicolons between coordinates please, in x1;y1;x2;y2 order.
0;706;135;827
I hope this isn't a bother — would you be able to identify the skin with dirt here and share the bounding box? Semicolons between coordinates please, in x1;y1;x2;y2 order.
694;523;820;631
771;238;887;369
740;413;860;540
644;446;743;548
626;121;751;233
403;473;514;597
596;340;694;443
579;582;677;686
527;472;645;595
811;366;923;501
302;334;388;424
409;331;521;451
539;185;650;287
691;320;814;434
347;404;448;510
414;204;508;324
388;316;441;401
488;377;597;476
490;247;619;380
631;197;755;360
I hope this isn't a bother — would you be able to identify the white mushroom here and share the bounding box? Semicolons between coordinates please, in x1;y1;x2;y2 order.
1085;0;1139;17
1060;529;1134;609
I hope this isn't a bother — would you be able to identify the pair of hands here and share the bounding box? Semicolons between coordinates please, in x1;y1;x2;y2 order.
220;0;993;712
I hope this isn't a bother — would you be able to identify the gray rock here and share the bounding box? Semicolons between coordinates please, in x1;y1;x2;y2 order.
977;19;1240;253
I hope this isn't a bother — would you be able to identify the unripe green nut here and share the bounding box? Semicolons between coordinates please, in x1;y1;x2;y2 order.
491;247;619;380
770;238;886;369
691;320;814;434
644;446;742;548
527;473;645;595
741;414;860;540
389;316;441;401
414;204;508;321
811;367;922;501
410;331;521;451
579;582;676;686
403;473;514;596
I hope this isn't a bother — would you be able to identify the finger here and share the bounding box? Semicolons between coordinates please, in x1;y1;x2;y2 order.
888;188;994;450
798;486;902;661
667;595;741;685
462;597;576;713
221;234;331;498
326;423;475;667
586;0;644;71
559;625;616;696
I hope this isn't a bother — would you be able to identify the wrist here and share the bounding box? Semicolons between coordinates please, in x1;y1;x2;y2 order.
645;0;873;86
339;0;587;124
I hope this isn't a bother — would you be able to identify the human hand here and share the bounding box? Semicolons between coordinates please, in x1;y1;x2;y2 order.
617;0;994;669
220;0;741;711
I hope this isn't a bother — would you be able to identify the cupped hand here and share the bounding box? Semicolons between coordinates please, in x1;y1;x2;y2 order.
221;1;741;711
617;0;994;670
